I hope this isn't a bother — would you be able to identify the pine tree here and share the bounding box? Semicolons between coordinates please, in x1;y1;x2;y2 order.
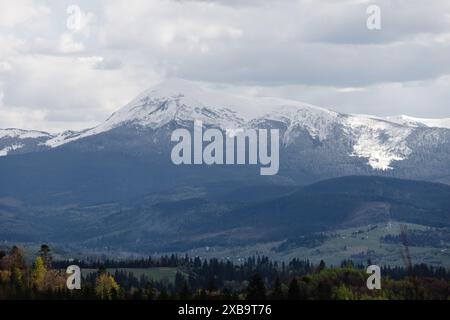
158;287;169;300
9;246;26;270
145;283;154;300
174;272;187;293
246;274;266;300
38;245;52;268
271;277;284;300
179;282;191;300
132;288;144;300
317;279;333;300
287;278;300;300
207;277;217;292
318;260;326;272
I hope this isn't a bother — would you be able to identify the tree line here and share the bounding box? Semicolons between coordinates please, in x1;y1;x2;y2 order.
1;245;449;300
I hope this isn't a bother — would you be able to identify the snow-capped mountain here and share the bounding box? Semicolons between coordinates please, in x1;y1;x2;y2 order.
2;79;449;173
0;128;53;156
1;78;450;209
2;80;450;255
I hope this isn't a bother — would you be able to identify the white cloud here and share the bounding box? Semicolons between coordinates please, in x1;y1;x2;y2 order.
0;0;50;29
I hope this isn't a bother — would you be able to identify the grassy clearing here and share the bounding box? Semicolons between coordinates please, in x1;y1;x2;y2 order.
184;222;450;267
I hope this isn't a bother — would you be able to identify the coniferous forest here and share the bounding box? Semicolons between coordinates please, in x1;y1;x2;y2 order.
1;245;449;300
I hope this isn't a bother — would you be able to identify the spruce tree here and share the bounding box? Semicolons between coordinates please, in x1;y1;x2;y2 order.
287;278;300;300
271;277;284;300
246;274;266;300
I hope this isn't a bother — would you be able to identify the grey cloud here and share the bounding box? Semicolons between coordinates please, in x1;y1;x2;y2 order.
97;0;450;86
301;0;450;44
160;41;450;87
239;75;450;119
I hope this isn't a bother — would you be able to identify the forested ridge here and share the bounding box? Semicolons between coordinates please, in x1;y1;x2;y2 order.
1;245;449;300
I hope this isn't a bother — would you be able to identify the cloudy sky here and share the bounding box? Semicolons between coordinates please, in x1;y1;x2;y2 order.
1;0;450;132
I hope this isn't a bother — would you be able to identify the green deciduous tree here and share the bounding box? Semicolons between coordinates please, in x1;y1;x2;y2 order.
32;256;47;291
95;273;121;300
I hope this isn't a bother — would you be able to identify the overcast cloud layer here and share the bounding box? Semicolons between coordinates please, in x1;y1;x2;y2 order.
0;0;450;132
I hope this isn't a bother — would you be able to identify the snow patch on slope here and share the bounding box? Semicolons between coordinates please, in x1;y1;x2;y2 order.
0;144;24;157
344;116;413;170
44;130;90;148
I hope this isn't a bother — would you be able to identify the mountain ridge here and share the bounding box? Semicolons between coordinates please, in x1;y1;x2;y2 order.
1;78;450;207
2;79;450;172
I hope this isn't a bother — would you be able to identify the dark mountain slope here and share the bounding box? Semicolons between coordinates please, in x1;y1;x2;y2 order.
214;176;450;242
2;176;449;253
